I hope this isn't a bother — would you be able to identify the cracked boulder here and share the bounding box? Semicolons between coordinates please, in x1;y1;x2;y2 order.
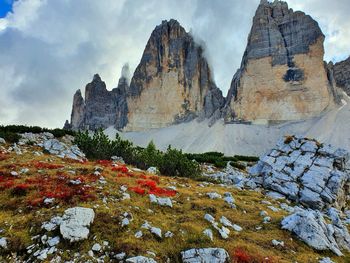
249;136;350;210
281;208;350;256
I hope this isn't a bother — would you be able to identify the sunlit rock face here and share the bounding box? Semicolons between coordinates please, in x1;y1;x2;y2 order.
125;19;224;131
225;0;336;124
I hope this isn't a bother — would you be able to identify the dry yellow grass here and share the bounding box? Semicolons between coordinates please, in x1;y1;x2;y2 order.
0;144;348;262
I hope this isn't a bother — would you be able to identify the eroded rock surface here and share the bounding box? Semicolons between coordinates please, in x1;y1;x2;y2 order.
225;0;336;123
125;19;224;131
69;67;129;131
281;208;350;256
250;136;350;210
60;207;95;242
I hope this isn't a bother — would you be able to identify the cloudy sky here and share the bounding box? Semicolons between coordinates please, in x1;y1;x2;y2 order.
0;0;349;128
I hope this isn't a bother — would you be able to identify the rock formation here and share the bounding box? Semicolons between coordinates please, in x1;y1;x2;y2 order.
125;19;224;131
225;0;336;123
332;56;350;96
281;208;350;256
67;67;129;130
249;135;350;210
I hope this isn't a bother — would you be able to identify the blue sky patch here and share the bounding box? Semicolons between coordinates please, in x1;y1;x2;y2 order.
0;0;14;18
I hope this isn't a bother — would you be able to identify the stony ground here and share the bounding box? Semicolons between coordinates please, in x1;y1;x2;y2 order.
0;142;348;262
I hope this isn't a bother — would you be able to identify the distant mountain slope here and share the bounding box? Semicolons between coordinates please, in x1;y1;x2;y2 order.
108;93;350;156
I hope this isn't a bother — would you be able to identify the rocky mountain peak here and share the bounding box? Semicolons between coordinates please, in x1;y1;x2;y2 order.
224;0;336;123
125;19;224;131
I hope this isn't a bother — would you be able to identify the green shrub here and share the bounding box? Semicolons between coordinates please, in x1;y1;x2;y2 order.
233;155;259;162
74;130;200;178
0;131;21;143
160;146;200;178
0;125;75;141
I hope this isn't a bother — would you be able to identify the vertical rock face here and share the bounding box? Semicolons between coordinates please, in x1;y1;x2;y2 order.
125;19;224;131
333;56;350;96
70;89;85;129
225;0;336;123
69;72;128;130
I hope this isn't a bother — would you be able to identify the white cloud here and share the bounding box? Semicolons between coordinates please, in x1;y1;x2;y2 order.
0;0;349;128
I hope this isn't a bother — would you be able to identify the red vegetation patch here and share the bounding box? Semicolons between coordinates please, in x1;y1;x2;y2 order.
128;179;176;197
96;160;112;166
33;161;64;170
232;247;276;263
0;170;96;206
232;248;251;263
0;153;8;161
112;165;128;173
129;186;146;195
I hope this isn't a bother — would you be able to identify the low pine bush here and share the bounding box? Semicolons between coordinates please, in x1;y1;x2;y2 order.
74;130;201;178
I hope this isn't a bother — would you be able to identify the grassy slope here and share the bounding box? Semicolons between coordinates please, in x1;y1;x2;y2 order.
0;144;348;262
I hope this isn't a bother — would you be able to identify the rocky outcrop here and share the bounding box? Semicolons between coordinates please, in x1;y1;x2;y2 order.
68;68;129;131
125;19;224;131
281;208;350;256
249;135;350;210
225;0;336;123
332;56;350;96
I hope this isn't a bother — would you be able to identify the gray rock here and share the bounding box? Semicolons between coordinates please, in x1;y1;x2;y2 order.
319;257;335;263
333;56;350;96
281;208;350;256
147;167;158;175
47;236;60;247
126;256;157;263
149;194;172;207
92;243;102;252
204;214;215;224
0;138;5;144
59;207;95;242
150;227;162;239
68;70;129;131
249;136;350;210
0;237;7;249
181;248;230;263
203;229;214;241
207;192;222;199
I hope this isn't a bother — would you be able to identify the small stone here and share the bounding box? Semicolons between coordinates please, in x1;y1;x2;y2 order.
147;167;158;174
150;227;162;238
319;257;335;263
126;256;157;263
135;231;143;238
203;229;213;241
272;239;284;247
10;171;18;176
263;216;271;223
0;238;7;249
181;248;230;263
115;252;126;260
47;236;60;247
207;192;222;199
164;231;174;238
92;243;102;252
121;218;130;227
204;214;215;224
